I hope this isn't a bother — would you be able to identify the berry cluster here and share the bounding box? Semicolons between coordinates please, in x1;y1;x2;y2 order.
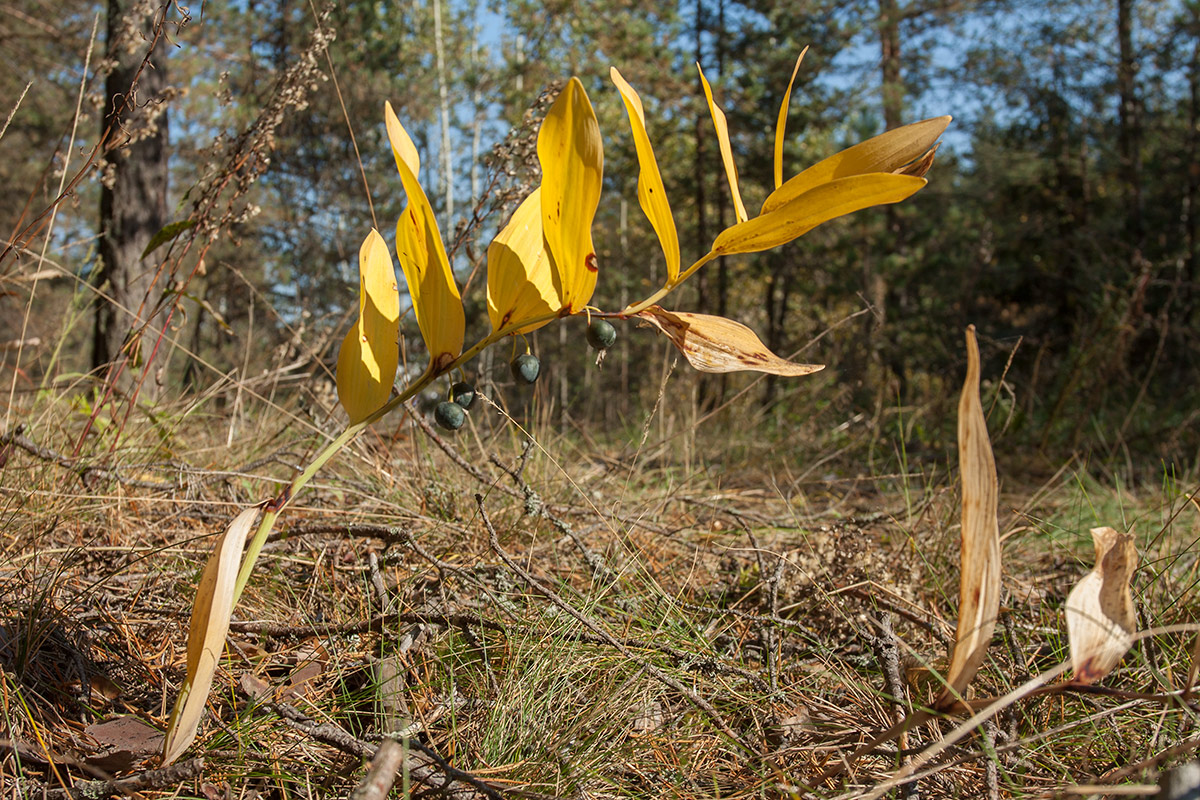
434;381;479;431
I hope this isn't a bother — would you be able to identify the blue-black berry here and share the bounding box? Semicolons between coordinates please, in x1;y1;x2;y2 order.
434;401;466;431
586;319;617;350
510;354;541;384
451;381;478;410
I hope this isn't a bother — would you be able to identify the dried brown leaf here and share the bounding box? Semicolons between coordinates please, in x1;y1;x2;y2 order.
162;504;262;765
936;325;1001;711
239;672;272;701
1066;526;1138;684
84;716;164;772
634;306;823;376
893;142;941;179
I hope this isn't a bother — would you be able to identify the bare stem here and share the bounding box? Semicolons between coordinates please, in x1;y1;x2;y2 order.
618;250;717;317
231;309;562;603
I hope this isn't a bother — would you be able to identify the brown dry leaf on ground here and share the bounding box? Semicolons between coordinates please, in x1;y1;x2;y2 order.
1066;525;1138;684
634;305;823;376
936;325;1001;711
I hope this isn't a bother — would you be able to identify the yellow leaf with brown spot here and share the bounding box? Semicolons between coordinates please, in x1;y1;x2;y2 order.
538;77;603;313
386;101;464;371
635;306;823;376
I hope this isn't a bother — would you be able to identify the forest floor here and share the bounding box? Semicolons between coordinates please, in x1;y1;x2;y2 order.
1;393;1198;799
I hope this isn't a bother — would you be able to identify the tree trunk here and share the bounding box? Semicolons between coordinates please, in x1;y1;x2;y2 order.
1188;33;1199;308
762;266;794;409
93;0;169;399
878;0;903;132
1116;0;1143;249
433;0;454;219
762;273;778;407
469;0;483;204
872;0;903;397
693;0;709;312
714;0;729;321
710;0;729;406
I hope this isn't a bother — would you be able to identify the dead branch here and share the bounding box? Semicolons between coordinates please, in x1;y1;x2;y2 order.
39;758;205;800
238;677;499;799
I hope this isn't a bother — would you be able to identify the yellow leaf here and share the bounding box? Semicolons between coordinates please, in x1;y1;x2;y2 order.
487;188;558;334
1066;526;1137;685
713;173;926;256
610;67;680;284
162;504;263;765
773;48;808;190
384;100;421;177
635;306;823;376
762;116;950;215
936;325;1002;712
336;229;400;424
385;102;465;372
698;65;748;224
538;77;603;313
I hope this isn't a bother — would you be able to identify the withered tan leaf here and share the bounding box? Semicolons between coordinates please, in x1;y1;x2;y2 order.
936;325;1002;711
634;306;823;376
162;504;262;765
894;142;941;179
1066;526;1137;685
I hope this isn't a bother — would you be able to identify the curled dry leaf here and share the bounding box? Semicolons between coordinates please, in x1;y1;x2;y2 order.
894;141;941;179
634;306;823;376
936;325;1001;712
162;504;263;765
1066;526;1138;684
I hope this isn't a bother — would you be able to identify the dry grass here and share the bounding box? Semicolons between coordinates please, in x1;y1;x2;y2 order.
1;379;1198;799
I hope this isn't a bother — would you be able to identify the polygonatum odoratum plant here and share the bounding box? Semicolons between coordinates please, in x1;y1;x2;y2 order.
161;52;950;764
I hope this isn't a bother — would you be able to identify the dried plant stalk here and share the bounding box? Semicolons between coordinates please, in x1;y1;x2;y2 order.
937;325;1002;711
162;504;262;764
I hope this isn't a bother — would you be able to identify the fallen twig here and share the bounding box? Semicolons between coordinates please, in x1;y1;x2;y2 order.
0;425;302;491
238;676;499;799
349;738;407;800
39;758;205;800
1;425;176;489
228;611;506;637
